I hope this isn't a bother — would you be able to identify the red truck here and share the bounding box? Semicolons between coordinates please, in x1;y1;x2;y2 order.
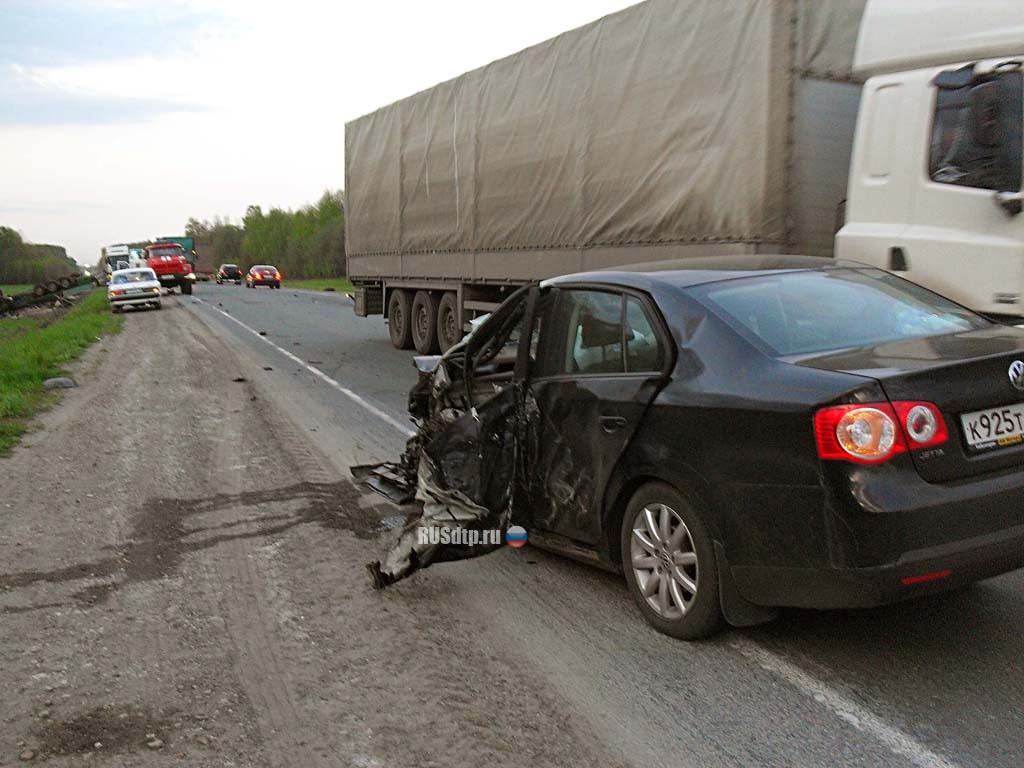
145;243;195;295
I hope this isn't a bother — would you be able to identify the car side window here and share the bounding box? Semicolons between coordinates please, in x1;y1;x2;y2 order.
560;290;626;375
625;297;664;373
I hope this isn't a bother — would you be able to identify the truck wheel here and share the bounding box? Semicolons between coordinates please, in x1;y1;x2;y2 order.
181;281;193;295
412;291;440;354
437;292;462;352
387;289;414;350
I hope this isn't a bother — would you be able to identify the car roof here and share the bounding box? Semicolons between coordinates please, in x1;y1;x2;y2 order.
111;267;154;275
542;255;869;291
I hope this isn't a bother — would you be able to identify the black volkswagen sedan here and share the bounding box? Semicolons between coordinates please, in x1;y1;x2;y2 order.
373;256;1024;639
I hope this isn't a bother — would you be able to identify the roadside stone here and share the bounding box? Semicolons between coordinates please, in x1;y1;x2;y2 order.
19;749;35;761
147;739;164;750
43;377;77;390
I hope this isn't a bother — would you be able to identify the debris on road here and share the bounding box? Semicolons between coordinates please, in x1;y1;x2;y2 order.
43;377;78;389
231;377;247;383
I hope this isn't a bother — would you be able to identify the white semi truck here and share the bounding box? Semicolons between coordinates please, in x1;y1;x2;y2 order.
346;0;1024;352
836;0;1024;321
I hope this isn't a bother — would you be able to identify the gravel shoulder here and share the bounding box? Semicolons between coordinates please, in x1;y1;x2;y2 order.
0;295;618;768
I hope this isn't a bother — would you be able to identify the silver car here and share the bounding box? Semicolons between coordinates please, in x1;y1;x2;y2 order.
107;268;162;313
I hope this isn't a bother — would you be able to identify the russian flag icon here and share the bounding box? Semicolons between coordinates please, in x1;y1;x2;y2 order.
506;525;528;548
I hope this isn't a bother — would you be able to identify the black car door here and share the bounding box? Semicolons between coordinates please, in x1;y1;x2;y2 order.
523;286;669;545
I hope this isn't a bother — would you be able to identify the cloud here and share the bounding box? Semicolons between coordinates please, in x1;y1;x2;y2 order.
0;1;217;68
0;0;217;126
0;70;205;126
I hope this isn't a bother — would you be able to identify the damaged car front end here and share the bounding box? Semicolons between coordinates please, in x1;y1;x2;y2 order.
356;285;540;588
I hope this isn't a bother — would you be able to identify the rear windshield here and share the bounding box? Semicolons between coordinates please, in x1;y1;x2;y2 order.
693;268;989;357
112;270;155;283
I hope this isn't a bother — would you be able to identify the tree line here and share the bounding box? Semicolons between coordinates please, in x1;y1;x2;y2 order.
185;191;345;278
0;227;77;285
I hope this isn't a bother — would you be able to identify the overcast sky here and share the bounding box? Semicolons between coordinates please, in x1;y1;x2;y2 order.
0;0;637;264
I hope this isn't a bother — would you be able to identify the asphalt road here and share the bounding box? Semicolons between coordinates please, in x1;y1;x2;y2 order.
179;282;1024;768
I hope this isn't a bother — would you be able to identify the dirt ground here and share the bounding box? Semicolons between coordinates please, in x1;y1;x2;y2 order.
0;300;619;768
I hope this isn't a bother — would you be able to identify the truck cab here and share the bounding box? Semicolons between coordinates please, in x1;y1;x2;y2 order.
836;0;1024;322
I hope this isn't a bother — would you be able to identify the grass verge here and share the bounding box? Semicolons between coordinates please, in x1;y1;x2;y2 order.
284;277;354;293
0;289;123;455
1;284;34;296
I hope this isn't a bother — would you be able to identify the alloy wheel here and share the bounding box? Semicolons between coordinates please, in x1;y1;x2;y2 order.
630;503;698;620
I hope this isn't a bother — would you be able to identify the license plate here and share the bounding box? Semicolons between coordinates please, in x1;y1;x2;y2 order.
960;404;1024;452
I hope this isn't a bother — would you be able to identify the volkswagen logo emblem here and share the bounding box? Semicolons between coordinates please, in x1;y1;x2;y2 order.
1010;360;1024;392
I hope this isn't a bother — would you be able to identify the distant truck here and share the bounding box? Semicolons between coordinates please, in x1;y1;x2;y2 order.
145;242;194;294
101;244;132;282
156;236;197;269
345;0;1024;352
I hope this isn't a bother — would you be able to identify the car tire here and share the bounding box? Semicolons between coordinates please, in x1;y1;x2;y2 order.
620;481;723;640
387;289;414;350
181;281;193;295
437;292;462;353
411;291;440;354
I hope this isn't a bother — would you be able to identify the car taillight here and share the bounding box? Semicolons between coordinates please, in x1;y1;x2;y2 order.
815;403;906;464
274;272;282;280
111;289;124;296
815;401;948;464
892;401;948;448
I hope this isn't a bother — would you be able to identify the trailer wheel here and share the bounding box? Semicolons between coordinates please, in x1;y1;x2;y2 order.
387;289;414;350
58;277;73;290
412;291;440;354
46;281;60;294
437;292;462;353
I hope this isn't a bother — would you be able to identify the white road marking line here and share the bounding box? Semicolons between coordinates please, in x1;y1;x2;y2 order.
731;637;960;768
194;295;960;768
192;297;416;437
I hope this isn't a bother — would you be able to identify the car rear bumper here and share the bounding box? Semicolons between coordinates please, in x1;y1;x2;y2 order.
718;457;1024;609
731;522;1024;608
109;295;160;307
250;280;280;286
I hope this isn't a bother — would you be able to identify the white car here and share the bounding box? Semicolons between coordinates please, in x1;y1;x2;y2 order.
107;268;162;313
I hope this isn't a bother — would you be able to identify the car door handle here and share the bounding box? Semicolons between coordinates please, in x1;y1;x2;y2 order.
600;415;628;433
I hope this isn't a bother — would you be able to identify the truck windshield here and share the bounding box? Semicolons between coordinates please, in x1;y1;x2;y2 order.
695;268;989;357
149;249;183;258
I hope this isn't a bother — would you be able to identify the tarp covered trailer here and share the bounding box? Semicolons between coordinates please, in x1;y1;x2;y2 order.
345;0;867;351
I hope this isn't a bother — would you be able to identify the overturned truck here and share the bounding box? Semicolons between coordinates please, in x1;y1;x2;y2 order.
345;0;866;352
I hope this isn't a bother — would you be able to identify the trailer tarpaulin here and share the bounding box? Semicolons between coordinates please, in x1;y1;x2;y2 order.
345;0;863;266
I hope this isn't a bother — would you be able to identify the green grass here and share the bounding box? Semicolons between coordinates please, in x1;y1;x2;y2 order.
284;277;354;293
0;284;33;296
0;289;123;454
